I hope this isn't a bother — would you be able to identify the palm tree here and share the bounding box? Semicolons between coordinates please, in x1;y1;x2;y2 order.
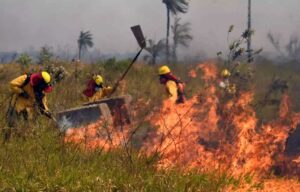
162;0;189;64
77;31;94;60
145;39;166;65
171;17;192;62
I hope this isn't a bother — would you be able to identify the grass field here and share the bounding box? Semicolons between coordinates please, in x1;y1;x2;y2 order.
0;59;299;191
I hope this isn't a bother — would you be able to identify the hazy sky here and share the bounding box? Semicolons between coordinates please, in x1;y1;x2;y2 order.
0;0;299;57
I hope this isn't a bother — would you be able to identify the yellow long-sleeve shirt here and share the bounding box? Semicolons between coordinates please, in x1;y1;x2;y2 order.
88;87;113;102
165;80;178;102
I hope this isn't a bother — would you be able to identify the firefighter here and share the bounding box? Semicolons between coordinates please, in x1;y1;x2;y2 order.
8;71;53;126
158;65;186;104
83;75;112;102
219;69;236;95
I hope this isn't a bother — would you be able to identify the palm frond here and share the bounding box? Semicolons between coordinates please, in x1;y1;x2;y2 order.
163;0;189;15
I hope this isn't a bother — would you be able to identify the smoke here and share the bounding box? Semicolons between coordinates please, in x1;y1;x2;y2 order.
0;0;300;58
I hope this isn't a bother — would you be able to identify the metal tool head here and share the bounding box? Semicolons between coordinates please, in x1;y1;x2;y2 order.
131;25;146;49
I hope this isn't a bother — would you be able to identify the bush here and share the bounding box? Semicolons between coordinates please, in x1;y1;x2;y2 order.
101;57;131;72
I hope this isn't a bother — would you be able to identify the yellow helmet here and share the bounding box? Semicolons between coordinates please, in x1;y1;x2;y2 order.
158;65;171;75
41;71;51;84
93;75;103;85
221;69;231;78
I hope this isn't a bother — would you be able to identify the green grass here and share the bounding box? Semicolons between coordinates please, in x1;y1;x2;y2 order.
0;124;246;191
0;59;299;191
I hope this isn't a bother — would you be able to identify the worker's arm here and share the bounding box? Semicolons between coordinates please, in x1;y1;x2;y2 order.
10;75;27;94
40;96;52;118
41;97;52;118
35;92;51;117
41;96;49;112
89;86;112;102
102;86;113;97
166;81;178;102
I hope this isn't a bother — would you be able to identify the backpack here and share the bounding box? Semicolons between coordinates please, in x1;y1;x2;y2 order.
21;74;31;88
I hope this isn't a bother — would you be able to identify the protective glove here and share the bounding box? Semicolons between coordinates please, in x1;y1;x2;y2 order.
19;91;30;99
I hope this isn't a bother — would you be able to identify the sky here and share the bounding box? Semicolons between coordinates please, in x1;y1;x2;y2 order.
0;0;299;58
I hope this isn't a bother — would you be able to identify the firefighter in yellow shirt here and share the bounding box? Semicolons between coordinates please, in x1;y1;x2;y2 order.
8;71;53;121
82;75;113;102
158;66;186;104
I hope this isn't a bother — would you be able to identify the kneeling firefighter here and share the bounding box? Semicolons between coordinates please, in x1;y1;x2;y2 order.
83;75;113;102
7;71;53;126
158;65;186;104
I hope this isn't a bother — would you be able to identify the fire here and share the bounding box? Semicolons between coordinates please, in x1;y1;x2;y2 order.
142;62;300;179
188;69;197;78
64;118;129;151
64;61;300;189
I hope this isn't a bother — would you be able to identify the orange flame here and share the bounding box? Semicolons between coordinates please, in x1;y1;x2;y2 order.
64;118;129;151
188;69;197;78
142;62;300;179
64;61;300;189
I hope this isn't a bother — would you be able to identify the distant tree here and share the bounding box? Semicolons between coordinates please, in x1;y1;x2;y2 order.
267;33;300;61
77;31;94;60
144;39;166;65
162;0;189;64
38;45;53;65
171;17;192;62
285;36;300;60
17;53;32;70
267;33;282;55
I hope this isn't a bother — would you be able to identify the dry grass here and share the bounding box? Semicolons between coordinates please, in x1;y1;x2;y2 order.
0;59;299;191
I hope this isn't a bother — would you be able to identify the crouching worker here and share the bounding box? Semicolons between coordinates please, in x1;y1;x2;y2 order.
158;65;186;104
5;71;53;140
83;75;112;102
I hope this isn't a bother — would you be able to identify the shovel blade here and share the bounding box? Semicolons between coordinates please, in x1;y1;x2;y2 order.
131;25;146;49
56;104;112;131
83;95;132;126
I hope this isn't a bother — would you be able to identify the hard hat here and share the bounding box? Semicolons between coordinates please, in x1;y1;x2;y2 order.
41;71;51;84
158;65;171;75
93;75;103;85
221;69;231;78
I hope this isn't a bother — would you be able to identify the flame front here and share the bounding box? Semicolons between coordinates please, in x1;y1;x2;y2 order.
64;118;129;151
64;61;300;188
143;62;300;178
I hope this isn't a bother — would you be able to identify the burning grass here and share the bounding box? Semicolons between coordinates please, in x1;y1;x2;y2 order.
1;61;300;191
142;63;300;179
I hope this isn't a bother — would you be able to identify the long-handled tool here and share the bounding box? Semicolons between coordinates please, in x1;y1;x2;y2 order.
108;25;146;97
34;101;59;125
